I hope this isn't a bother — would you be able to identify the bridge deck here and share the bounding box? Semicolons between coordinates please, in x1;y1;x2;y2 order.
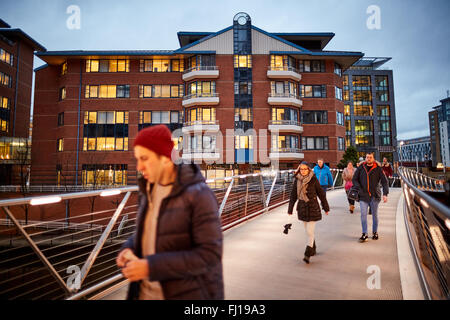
102;188;415;300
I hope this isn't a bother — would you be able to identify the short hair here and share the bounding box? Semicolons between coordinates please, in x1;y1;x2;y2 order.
317;158;324;161
366;152;375;156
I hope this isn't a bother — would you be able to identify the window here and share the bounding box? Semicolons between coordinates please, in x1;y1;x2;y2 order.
57;138;64;152
354;105;373;116
138;84;184;98
379;120;391;132
301;111;327;124
299;60;325;72
61;61;67;75
337;112;344;125
272;135;299;151
272;81;298;96
188;134;217;152
338;137;345;151
1;96;10;109
354;120;374;147
186;108;216;123
270;55;297;70
82;164;127;186
234;81;252;95
235;135;254;149
301;137;329;150
83;111;129;151
86;59;129;72
335;87;343;101
300;85;326;98
139;59;185;72
334;63;342;76
0;48;13;66
0;72;12;87
57;112;64;126
271;107;299;122
187;81;216;96
379;135;391;146
378;105;390;118
139;110;182;131
375;76;389;101
0;119;8;132
85;85;130;98
186;55;215;70
59;87;66;100
234;55;252;68
344;104;350;116
234;108;253;122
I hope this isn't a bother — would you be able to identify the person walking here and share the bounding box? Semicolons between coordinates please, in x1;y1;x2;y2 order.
116;125;224;300
381;157;393;178
288;161;330;264
342;161;356;214
313;158;334;194
352;152;389;242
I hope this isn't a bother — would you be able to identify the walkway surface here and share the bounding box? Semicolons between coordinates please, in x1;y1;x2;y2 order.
102;188;405;300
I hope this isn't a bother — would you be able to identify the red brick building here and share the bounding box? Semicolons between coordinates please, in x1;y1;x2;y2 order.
31;13;363;186
0;19;46;185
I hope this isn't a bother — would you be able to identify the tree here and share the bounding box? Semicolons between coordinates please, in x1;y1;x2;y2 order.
337;145;359;169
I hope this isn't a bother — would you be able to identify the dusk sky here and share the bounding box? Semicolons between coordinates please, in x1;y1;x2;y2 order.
1;0;449;141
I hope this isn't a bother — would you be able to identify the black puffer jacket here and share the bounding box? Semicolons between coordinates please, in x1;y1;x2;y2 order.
287;174;330;222
121;164;224;300
352;162;389;203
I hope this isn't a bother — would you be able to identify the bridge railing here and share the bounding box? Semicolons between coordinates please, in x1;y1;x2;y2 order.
399;167;450;300
0;169;308;300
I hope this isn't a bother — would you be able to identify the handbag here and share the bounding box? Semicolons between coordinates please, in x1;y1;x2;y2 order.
347;186;360;202
344;180;353;190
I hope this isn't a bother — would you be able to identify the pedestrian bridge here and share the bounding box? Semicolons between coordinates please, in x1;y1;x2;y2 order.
0;168;448;300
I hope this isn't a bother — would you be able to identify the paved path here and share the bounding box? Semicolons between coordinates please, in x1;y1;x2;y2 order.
102;189;405;300
222;188;404;300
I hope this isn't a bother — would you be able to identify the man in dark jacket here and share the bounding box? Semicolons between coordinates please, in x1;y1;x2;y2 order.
116;125;224;300
352;152;389;242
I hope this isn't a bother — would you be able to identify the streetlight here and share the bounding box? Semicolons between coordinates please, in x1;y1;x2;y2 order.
399;141;404;168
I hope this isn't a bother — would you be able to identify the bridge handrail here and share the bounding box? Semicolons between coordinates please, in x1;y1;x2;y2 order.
398;166;450;300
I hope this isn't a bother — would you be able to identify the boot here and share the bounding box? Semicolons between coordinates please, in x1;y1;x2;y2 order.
303;245;314;264
349;205;354;214
283;223;292;235
311;241;316;256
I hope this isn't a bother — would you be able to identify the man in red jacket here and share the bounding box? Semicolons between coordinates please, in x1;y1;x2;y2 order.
352;152;389;242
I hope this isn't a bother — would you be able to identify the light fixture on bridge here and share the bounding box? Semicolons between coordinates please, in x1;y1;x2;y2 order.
100;190;121;197
445;219;450;230
30;196;62;206
419;199;429;209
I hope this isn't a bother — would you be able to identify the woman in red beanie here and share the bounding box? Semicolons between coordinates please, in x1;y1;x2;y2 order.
116;125;224;300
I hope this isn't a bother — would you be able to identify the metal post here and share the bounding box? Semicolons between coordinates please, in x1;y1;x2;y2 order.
259;175;268;212
332;170;340;189
2;206;71;295
265;173;278;208
219;179;234;217
244;179;249;217
79;191;131;287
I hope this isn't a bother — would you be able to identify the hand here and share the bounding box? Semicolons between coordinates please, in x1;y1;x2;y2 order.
383;195;388;203
116;248;138;268
122;259;150;282
325;211;329;215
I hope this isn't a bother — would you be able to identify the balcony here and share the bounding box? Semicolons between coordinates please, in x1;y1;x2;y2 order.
267;66;301;82
181;149;221;162
182;66;219;82
182;93;219;107
267;93;302;107
269;148;304;160
182;120;220;133
268;120;303;134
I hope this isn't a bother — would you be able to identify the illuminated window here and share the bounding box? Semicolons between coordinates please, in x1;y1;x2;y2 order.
86;59;129;72
234;135;254;149
272;135;299;151
1;96;10;109
57;138;64;152
83;111;129;151
300;85;326;98
187;108;216;123
61;61;67;75
271;107;298;122
234;55;252;68
187;81;215;96
85;85;129;98
82;164;127;186
139;84;184;98
0;71;12;87
354;105;373;116
0;48;14;66
344;104;350;116
152;59;170;72
378;105;390;117
59;87;66;100
140;59;184;72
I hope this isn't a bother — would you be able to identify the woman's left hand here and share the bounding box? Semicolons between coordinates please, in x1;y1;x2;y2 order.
325;211;329;215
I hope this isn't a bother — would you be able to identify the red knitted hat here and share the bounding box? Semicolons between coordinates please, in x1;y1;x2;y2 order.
133;125;174;159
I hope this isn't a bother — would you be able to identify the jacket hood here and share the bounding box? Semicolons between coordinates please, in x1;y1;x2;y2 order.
138;163;205;197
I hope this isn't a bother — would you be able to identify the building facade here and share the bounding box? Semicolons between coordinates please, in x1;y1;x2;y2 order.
31;13;365;187
428;108;441;167
0;19;46;185
398;136;431;166
343;57;397;163
431;96;450;167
